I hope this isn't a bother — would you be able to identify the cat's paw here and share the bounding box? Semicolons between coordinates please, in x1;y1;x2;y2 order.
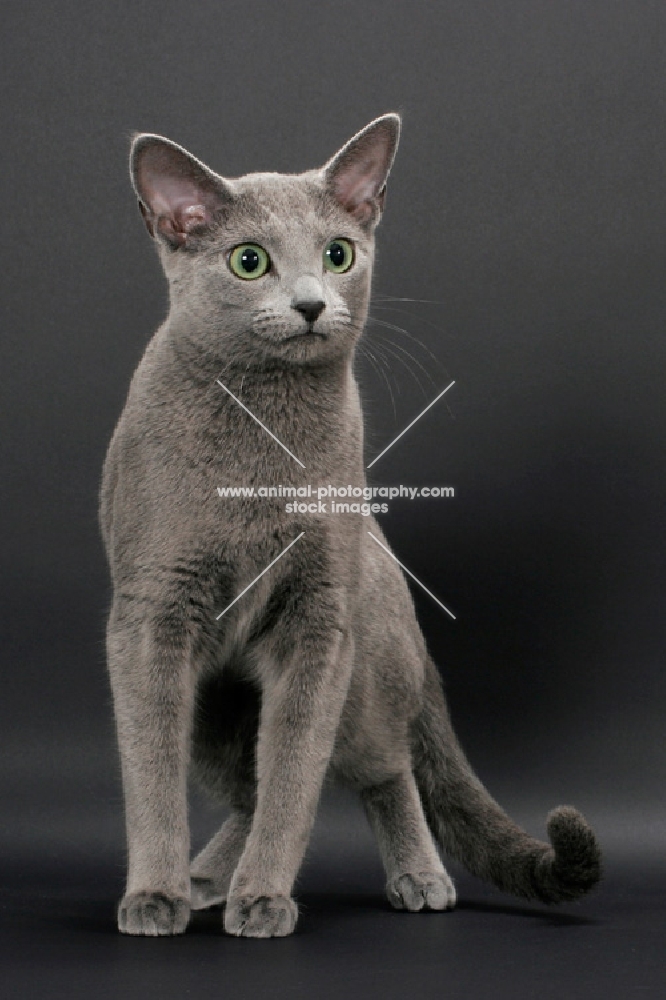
190;876;227;911
387;871;457;912
224;893;298;938
118;891;190;936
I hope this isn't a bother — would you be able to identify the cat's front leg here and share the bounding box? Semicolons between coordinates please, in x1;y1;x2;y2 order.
107;598;194;936
225;595;353;938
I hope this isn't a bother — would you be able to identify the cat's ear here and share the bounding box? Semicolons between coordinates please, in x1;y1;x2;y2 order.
130;134;232;248
322;113;401;226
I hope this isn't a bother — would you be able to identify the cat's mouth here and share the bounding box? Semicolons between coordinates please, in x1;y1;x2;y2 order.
282;327;328;342
251;316;357;361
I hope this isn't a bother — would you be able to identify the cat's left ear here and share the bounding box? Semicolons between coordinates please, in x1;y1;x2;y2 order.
322;113;401;226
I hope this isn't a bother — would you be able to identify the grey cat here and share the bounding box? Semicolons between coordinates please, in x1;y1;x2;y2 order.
100;114;601;938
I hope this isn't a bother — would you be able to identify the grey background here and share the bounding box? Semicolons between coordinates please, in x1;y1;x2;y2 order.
1;1;665;997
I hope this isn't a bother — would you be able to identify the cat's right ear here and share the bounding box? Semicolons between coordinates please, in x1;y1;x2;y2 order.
130;135;232;248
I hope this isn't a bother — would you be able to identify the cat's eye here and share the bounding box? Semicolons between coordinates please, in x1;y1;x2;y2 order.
324;238;354;274
229;243;270;280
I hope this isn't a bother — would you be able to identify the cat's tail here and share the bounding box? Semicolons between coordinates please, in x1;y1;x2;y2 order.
412;659;601;904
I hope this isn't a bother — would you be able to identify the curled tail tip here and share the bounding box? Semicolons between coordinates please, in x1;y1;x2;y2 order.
547;804;601;868
537;805;602;903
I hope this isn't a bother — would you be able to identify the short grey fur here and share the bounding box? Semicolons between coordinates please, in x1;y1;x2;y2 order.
100;114;601;938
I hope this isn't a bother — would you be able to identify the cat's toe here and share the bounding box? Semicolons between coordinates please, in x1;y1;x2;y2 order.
118;891;190;936
387;871;457;912
224;894;298;938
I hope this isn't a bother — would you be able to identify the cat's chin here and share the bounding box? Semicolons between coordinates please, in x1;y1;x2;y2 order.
281;330;329;342
258;331;352;365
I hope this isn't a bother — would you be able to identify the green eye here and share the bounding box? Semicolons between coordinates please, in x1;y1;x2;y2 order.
229;243;270;280
324;238;354;274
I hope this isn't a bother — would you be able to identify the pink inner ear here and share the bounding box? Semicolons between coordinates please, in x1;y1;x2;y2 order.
141;174;213;229
333;154;385;211
180;204;207;227
132;136;231;244
324;115;400;223
153;202;210;245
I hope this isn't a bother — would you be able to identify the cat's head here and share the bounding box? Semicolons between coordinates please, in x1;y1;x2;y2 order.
130;114;400;367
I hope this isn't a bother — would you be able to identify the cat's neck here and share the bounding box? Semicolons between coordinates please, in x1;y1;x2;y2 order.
152;323;365;483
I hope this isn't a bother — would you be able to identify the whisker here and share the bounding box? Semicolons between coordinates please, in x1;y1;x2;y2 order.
373;295;447;305
357;342;397;420
366;340;403;398
366;344;399;419
370;332;438;394
365;333;433;398
367;314;445;372
372;302;452;343
367;314;440;385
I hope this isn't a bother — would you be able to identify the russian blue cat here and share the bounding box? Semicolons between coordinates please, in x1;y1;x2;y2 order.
100;114;601;937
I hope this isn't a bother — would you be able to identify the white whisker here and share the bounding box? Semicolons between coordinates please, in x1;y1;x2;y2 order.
367;332;436;396
367;313;445;371
374;295;446;305
357;342;398;419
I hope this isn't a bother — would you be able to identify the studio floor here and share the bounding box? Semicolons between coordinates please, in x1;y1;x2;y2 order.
2;800;664;1000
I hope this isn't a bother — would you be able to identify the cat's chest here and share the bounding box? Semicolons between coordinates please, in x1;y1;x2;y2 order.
140;418;363;561
173;393;362;490
125;361;365;548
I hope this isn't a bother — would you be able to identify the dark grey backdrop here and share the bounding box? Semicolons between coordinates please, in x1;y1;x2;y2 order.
2;2;665;997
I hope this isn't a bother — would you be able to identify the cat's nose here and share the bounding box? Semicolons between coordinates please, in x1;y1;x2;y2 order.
294;299;325;323
292;276;326;324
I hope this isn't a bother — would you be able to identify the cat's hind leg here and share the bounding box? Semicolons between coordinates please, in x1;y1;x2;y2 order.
189;668;259;909
361;769;456;912
190;812;252;909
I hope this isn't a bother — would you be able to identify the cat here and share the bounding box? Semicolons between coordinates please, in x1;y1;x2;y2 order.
100;113;601;938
